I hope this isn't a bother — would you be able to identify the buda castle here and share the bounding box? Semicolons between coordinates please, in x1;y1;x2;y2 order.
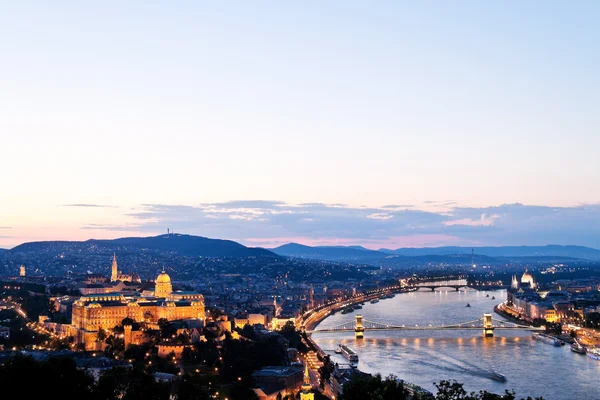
72;255;205;348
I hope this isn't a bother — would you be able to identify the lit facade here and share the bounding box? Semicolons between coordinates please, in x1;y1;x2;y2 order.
72;269;205;346
155;268;173;298
300;364;314;400
110;253;141;283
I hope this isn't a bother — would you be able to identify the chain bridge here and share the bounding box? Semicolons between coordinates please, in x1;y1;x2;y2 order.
307;314;544;338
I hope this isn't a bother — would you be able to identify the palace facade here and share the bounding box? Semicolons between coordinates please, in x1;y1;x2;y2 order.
72;264;205;348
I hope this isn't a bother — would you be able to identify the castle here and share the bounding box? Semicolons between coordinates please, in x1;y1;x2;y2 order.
72;255;205;348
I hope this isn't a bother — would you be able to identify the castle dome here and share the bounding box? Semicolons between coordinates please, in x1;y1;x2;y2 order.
156;270;171;284
155;267;173;298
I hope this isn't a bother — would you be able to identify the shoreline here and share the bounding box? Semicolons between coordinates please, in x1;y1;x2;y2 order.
301;286;414;332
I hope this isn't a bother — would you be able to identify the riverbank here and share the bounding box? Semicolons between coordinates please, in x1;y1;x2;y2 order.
493;303;574;344
301;286;415;332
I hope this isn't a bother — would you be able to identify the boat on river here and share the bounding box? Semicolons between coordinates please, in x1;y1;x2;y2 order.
466;303;471;307
338;344;359;363
490;372;506;382
532;332;563;346
370;299;379;304
571;340;586;354
586;348;600;360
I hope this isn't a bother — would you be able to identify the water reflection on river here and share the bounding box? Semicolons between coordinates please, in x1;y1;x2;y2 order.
312;289;600;400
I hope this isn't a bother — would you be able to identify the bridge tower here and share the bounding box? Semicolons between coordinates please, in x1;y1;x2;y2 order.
355;315;365;339
483;313;494;337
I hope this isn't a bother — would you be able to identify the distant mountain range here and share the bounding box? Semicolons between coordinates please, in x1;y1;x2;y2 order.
380;245;600;260
273;243;387;262
8;234;276;258
271;243;600;263
0;249;6;255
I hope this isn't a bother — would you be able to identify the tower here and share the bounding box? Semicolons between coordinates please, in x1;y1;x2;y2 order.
309;284;314;308
355;315;365;339
123;324;133;347
511;275;519;290
19;265;25;277
273;296;278;317
483;313;494;337
300;363;314;400
111;253;118;282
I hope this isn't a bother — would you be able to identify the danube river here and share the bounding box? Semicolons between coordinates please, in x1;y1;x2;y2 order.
312;289;600;400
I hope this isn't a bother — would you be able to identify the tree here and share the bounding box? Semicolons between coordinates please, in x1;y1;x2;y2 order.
0;356;95;400
585;312;600;330
97;327;107;342
339;373;409;400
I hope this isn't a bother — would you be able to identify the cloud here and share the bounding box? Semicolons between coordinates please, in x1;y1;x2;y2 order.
82;223;144;231
63;204;118;208
444;213;500;227
0;227;12;229
105;201;598;248
367;213;393;220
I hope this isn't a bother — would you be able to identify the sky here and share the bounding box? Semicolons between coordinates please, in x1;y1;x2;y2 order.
1;1;599;249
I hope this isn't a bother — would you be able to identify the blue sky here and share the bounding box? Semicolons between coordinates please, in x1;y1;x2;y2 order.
0;2;599;248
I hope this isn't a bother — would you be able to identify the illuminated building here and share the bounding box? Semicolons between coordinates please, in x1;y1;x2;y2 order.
511;274;519;290
72;269;204;348
110;253;141;283
300;364;314;400
520;267;537;289
19;265;25;277
155;267;173;298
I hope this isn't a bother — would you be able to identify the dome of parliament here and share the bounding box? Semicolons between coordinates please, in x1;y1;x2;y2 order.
521;267;534;285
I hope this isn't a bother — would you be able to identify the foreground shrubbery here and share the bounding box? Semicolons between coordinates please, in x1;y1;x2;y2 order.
339;374;544;400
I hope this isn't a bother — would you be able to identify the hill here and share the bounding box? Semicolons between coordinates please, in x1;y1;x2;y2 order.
381;245;600;260
272;243;388;262
271;243;598;264
9;233;276;258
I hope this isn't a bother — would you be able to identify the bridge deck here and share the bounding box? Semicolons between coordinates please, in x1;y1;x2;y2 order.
310;326;543;333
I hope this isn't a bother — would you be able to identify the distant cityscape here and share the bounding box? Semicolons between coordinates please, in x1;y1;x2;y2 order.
1;233;599;399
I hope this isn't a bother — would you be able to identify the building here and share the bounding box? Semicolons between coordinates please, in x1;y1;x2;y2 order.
520;267;537;289
157;343;194;359
72;269;205;348
110;254;141;283
155;268;173;298
300;364;314;400
19;265;26;277
252;365;304;399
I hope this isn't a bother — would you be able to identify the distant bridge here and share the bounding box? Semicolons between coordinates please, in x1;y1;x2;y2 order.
307;314;544;338
414;284;471;291
413;279;471;291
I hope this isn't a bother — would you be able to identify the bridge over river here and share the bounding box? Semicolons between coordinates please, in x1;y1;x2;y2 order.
307;313;544;338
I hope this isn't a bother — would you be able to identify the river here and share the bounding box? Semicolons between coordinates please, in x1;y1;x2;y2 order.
312;288;600;400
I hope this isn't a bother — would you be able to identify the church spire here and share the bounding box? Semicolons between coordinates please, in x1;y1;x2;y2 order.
300;363;314;399
111;253;118;282
304;364;310;385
